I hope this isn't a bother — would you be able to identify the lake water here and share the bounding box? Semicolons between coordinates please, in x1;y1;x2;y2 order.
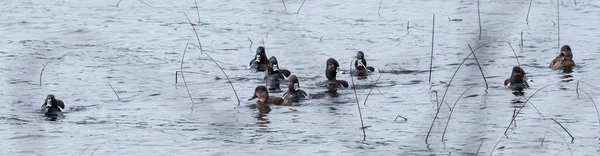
1;0;599;155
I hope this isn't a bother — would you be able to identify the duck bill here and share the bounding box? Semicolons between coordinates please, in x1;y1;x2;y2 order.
272;64;279;71
46;99;52;108
293;83;300;91
255;55;261;62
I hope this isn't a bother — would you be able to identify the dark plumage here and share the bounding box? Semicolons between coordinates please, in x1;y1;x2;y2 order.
326;58;349;89
264;56;292;91
504;66;529;90
353;51;375;76
248;46;268;71
283;75;310;102
248;85;291;106
549;45;575;70
41;94;69;116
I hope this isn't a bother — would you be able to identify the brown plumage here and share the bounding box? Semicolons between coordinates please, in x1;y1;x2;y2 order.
248;85;291;106
549;45;575;69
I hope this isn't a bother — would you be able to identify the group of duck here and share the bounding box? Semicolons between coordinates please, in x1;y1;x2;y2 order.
40;45;575;116
246;46;375;106
504;45;575;91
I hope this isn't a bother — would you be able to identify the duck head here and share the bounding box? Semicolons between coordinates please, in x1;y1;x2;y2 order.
560;45;573;59
326;58;339;81
268;56;280;72
288;75;300;92
45;94;57;108
510;66;526;84
255;46;267;63
249;85;269;103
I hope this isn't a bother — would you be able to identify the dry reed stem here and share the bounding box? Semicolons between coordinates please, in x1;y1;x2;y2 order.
247;37;253;48
175;70;222;83
184;13;241;106
180;43;196;113
107;83;120;100
297;0;306;14
363;64;388;105
194;0;201;24
282;0;287;11
350;60;367;141
441;86;475;141
394;115;408;122
477;0;482;40
429;14;435;83
378;0;382;17
526;0;533;24
541;119;551;145
115;0;153;8
551;118;574;142
39;60;51;86
468;44;489;92
475;138;484;156
472;41;520;66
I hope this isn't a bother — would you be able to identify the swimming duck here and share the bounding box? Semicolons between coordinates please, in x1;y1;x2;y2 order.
248;85;291;106
549;45;575;70
41;94;70;115
353;51;376;76
504;66;529;90
283;75;310;102
264;56;292;91
326;58;349;89
248;46;268;72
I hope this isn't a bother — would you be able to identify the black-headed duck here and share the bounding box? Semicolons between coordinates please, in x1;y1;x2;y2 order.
326;58;349;89
283;75;310;102
504;66;529;90
41;94;70;115
353;51;375;76
549;45;575;70
248;46;268;71
264;56;292;91
248;85;291;106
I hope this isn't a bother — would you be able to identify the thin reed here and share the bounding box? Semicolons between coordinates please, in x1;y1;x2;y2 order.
297;0;306;14
107;83;120;100
429;14;435;83
441;86;475;141
468;44;489;92
350;60;367;141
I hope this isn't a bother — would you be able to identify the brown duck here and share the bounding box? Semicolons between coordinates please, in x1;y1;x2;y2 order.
248;85;291;106
549;45;575;70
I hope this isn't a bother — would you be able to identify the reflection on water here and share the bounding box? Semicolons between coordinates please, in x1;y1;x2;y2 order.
255;104;271;133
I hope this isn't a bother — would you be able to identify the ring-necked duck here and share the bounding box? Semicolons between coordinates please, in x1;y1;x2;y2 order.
248;85;291;106
326;58;349;89
549;45;575;70
248;46;268;71
504;66;529;90
283;75;310;102
353;51;376;76
41;94;70;115
264;56;292;91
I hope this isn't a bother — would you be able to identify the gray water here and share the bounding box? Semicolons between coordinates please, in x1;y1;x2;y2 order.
1;0;600;155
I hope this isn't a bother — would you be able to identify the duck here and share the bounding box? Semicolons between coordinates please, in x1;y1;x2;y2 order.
264;56;292;91
41;94;70;115
326;58;349;89
283;75;310;102
248;46;268;72
248;85;291;106
504;66;529;90
353;51;376;76
549;45;575;70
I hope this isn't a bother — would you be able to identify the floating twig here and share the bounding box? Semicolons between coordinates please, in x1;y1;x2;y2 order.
441;86;475;141
296;0;306;14
394;115;407;122
551;118;574;143
319;36;324;42
468;44;489;92
429;14;435;83
184;13;241;106
350;60;367;141
107;83;120;100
